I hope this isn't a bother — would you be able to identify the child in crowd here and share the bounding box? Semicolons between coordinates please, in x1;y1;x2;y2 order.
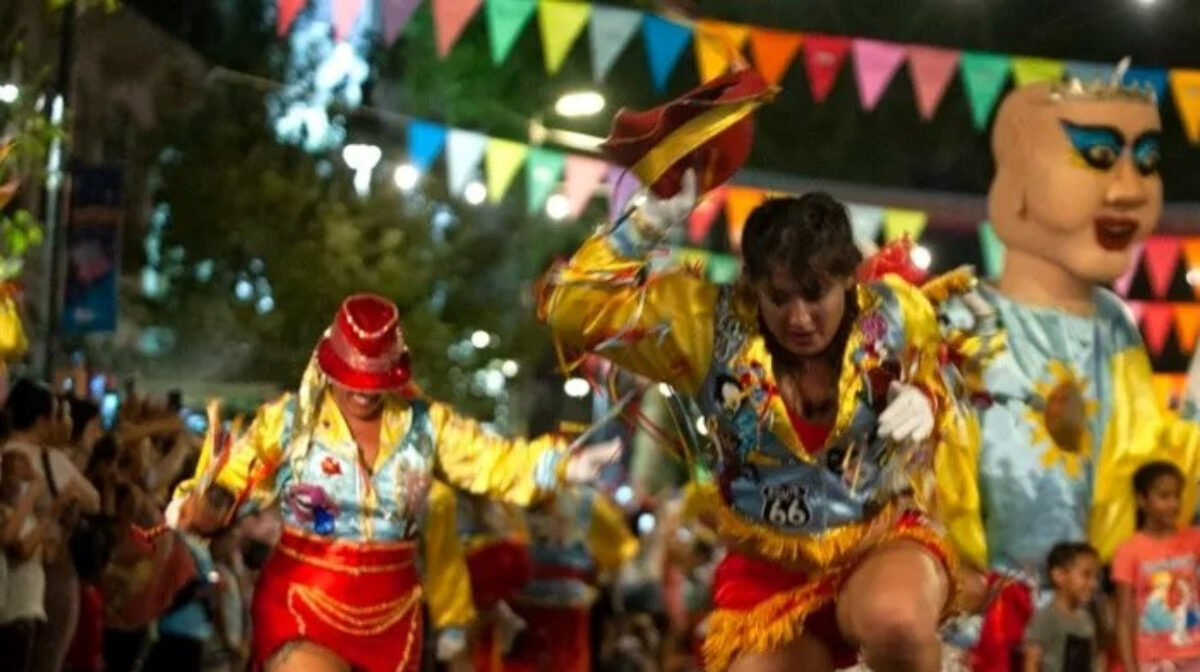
1024;542;1101;672
1114;461;1200;672
0;450;53;672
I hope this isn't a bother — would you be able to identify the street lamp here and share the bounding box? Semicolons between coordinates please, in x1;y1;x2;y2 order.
0;84;17;104
342;143;381;197
554;90;606;118
393;163;420;192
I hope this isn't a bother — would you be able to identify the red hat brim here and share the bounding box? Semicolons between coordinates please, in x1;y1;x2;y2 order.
316;337;411;393
601;69;777;198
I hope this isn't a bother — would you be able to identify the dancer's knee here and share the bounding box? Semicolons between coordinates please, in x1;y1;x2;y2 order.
264;639;352;672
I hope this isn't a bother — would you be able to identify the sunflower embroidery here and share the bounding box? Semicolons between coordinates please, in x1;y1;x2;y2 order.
1026;360;1099;479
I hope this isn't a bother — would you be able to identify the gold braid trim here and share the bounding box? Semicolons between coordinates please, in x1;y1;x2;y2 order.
919;267;977;305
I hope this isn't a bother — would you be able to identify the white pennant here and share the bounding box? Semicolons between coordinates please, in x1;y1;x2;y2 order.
588;6;642;82
446;129;489;195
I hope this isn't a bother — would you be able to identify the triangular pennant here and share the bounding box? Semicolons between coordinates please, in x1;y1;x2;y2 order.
486;0;537;65
907;46;959;121
1113;243;1144;297
694;20;750;83
852;39;906;111
641;15;693;93
1182;238;1200;300
485;138;528;203
1173;303;1200;353
978;221;1006;280
526;148;566;214
383;0;423;46
689;187;727;244
1142;302;1173;356
724;186;767;250
803;34;852;103
1011;57;1064;87
1170;69;1200;145
433;0;484;58
707;253;740;285
960;51;1011;130
1144;236;1182;299
1125;67;1168;104
563;155;609;218
1126;300;1146;327
407;119;448;171
332;0;364;42
538;0;591;75
445;129;488;195
607;164;641;224
588;6;641;82
1064;61;1113;85
277;0;306;36
883;208;928;243
748;28;802;87
847;204;884;244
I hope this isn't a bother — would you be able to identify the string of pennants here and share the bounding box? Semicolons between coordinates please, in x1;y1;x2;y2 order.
285;0;1200;142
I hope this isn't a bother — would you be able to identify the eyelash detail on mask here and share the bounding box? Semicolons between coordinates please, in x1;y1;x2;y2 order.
1132;131;1162;176
1060;120;1125;172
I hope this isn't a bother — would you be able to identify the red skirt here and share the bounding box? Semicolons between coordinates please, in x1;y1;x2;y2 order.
466;537;532;609
252;528;424;672
504;602;591;672
969;574;1034;672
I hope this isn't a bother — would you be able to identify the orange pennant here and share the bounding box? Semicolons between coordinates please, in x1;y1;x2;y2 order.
725;186;767;251
1174;303;1200;352
748;28;803;87
1142;302;1173;357
694;20;751;83
1182;237;1200;299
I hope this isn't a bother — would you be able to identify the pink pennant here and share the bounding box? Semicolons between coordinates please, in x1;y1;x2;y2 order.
565;156;609;219
908;45;960;121
433;0;483;58
1143;236;1182;299
1141;302;1174;356
1113;242;1144;297
852;39;906;111
689;187;727;244
383;0;423;46
804;34;852;104
277;0;306;36
332;0;363;42
1126;300;1146;326
607;165;642;225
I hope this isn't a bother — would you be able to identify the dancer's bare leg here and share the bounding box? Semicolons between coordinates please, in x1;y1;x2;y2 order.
836;540;948;672
264;640;352;672
728;632;835;672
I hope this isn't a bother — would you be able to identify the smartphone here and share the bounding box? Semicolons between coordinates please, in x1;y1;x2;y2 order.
100;391;120;430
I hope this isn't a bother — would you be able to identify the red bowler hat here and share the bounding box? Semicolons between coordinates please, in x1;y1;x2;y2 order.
316;294;412;393
601;68;777;199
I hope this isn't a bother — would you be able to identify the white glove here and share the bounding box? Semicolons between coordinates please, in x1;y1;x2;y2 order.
564;438;622;484
436;628;467;662
878;382;935;443
633;169;698;240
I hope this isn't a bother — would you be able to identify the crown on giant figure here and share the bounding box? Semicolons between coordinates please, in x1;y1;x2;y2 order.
1048;57;1157;105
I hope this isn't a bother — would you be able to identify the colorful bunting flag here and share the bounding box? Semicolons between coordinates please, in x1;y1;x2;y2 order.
433;0;483;58
1142;302;1174;356
694;20;750;83
332;0;364;42
1173;303;1200;353
748;28;802;88
538;0;591;75
382;0;423;46
978;221;1006;279
960;51;1011;130
725;186;767;250
847;204;884;244
1064;61;1113;85
607;164;641;223
1113;243;1144;297
1182;237;1200;299
883;208;927;243
407;120;448;171
277;0;306;36
852;39;906;111
485;138;528;203
1126;300;1146;327
588;6;641;82
526;148;566;214
563;155;609;218
446;129;488;195
1125;67;1168;104
1011;57;1064;87
1170;69;1200;145
707;253;740;284
689;187;726;244
804;34;852;104
641;15;693;93
907;46;959;121
486;0;537;65
1144;236;1182;299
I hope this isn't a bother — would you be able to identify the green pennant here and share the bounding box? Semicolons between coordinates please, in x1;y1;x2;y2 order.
960;51;1011;130
525;147;566;214
978;221;1006;279
486;0;537;65
707;253;741;285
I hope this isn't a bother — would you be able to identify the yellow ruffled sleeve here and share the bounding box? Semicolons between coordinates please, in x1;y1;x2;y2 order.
430;402;566;507
539;229;721;395
422;480;477;631
586;492;638;573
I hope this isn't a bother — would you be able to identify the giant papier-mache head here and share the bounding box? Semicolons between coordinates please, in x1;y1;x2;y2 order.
988;59;1163;284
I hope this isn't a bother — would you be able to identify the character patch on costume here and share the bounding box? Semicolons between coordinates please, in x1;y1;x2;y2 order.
320;455;342;476
287;483;339;535
1026;360;1099;478
760;482;811;528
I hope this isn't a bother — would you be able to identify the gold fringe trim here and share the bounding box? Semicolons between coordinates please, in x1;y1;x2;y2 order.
920;267;977;305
